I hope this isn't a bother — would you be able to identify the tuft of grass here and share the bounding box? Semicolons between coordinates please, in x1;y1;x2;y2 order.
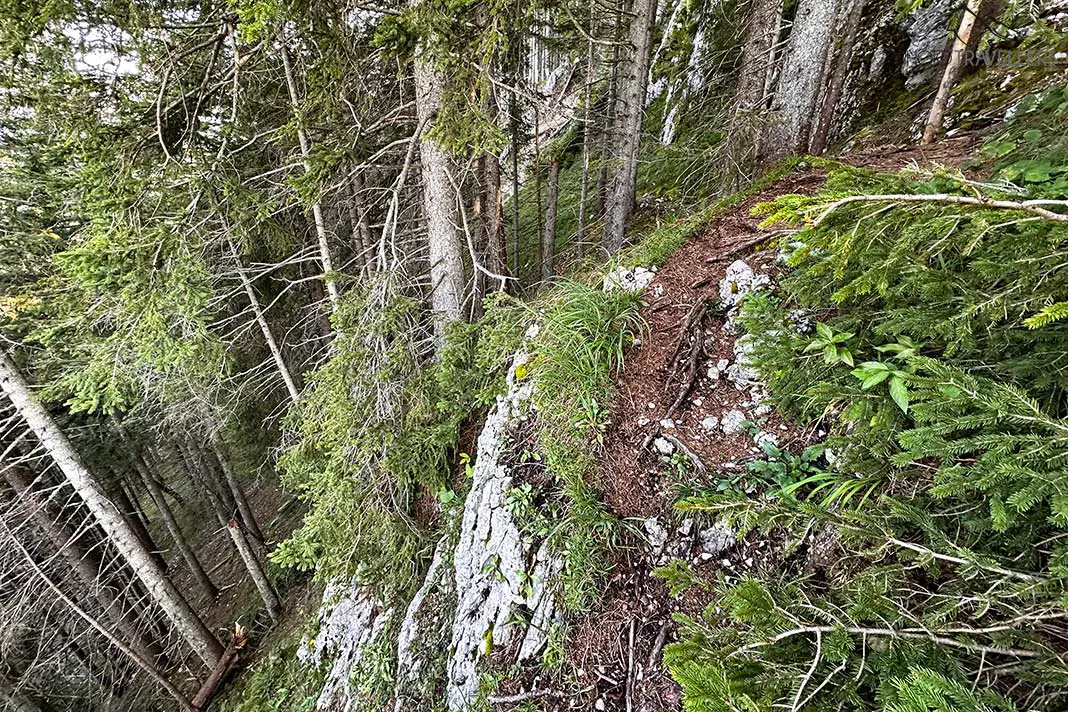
622;155;831;268
526;279;644;609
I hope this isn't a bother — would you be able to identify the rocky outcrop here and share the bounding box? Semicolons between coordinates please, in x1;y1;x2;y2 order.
298;581;392;711
444;343;562;709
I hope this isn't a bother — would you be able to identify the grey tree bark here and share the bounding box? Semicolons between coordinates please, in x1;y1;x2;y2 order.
810;0;865;155
133;452;219;601
414;48;467;338
209;440;265;543
0;353;223;668
761;0;842;159
602;0;658;253
735;0;785;111
923;0;982;144
186;446;280;621
229;241;302;404
280;41;340;312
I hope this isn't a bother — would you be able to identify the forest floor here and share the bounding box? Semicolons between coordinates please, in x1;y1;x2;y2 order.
531;136;982;712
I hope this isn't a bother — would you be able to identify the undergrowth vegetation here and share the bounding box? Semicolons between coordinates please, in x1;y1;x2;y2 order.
528;280;643;608
664;86;1068;711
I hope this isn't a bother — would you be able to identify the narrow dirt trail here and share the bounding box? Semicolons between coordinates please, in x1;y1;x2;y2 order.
557;137;980;712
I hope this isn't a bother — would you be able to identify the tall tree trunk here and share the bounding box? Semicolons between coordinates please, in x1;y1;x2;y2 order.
229;518;281;623
187;447;280;621
922;0;982;144
229;241;302;404
0;354;223;668
4;464;167;664
346;173;373;275
602;0;658;253
483;152;507;287
413;46;467;339
280;42;340;312
735;0;784;111
577;28;596;259
133;453;219;602
761;0;842;159
541;158;560;283
809;0;865;155
209;439;265;543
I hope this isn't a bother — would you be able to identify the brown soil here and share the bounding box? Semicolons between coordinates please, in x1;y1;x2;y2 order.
558;138;979;712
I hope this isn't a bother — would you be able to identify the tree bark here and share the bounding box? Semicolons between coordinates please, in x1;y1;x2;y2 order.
809;0;865;155
134;453;219;602
186;447;280;620
228;518;281;623
0;354;222;668
229;242;302;404
735;0;785;111
541;159;560;283
602;0;658;253
413;46;467;339
761;0;842;159
922;0;982;144
346;173;373;275
209;439;265;543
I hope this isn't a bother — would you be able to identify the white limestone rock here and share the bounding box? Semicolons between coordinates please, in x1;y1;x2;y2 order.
299;580;393;711
444;348;562;710
718;260;771;312
720;409;749;435
698;522;735;556
603;265;656;293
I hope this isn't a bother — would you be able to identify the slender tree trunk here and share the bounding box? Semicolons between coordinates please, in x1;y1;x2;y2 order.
229;518;281;623
280;42;340;311
346;173;373;275
510;90;521;279
107;471;168;572
4;464;167;663
602;0;658;253
482;89;507;288
0;354;223;668
229;242;301;404
187;447;280;620
134;454;219;601
413;44;466;339
922;0;982;144
541;158;560;283
761;0;842;159
577;29;596;259
810;0;865;155
209;440;265;543
735;0;784;111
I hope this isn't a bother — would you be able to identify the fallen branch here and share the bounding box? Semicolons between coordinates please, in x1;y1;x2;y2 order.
487;684;596;704
813;194;1068;226
732;625;1043;659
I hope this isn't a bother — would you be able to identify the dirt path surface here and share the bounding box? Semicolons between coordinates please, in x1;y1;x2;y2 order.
548;138;980;712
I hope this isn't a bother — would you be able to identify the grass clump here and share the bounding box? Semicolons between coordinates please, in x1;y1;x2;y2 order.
526;279;643;609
